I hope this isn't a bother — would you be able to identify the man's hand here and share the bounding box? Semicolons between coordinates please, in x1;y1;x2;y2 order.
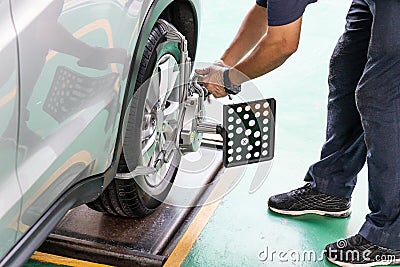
195;64;228;98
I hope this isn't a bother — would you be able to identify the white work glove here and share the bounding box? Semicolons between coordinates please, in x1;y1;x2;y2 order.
214;59;228;67
195;63;228;98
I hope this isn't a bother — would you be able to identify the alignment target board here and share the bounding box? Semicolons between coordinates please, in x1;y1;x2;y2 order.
44;66;118;122
223;98;276;168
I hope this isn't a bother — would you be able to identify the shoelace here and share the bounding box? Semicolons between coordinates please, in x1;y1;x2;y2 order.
348;235;389;252
348;234;364;246
293;183;313;196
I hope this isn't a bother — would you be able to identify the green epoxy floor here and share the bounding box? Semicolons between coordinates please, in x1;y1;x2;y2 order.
183;0;375;266
27;0;392;266
25;261;65;267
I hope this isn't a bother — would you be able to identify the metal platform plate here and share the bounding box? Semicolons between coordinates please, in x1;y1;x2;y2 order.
38;148;223;267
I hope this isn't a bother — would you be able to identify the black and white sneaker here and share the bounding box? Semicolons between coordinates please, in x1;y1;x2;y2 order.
325;234;400;266
267;183;351;218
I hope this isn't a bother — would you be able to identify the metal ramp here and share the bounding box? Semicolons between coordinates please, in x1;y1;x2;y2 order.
38;148;223;267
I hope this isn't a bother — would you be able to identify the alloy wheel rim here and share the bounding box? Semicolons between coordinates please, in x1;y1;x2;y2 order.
140;54;180;187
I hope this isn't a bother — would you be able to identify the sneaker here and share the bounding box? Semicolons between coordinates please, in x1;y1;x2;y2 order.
325;234;400;266
268;183;351;218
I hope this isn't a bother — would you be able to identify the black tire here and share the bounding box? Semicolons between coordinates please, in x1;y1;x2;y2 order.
87;21;184;218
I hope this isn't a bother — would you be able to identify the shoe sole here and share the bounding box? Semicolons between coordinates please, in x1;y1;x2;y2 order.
268;206;351;218
327;256;399;266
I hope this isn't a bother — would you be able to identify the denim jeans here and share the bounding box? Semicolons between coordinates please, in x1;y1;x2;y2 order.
304;0;400;249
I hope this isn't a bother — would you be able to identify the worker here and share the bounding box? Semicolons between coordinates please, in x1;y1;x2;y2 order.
196;0;400;265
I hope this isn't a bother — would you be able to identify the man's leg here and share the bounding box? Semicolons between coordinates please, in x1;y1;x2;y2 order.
355;0;400;250
268;0;372;216
304;0;373;199
324;1;400;266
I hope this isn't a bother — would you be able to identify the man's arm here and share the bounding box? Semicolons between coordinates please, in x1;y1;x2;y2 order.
230;17;303;85
197;17;303;97
220;4;268;66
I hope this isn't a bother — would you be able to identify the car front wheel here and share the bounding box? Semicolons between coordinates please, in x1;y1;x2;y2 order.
88;20;187;217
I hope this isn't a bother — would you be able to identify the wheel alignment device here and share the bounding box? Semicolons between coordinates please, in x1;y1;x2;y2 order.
117;19;276;181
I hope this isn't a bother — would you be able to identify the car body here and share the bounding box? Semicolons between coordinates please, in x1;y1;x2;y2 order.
0;0;200;265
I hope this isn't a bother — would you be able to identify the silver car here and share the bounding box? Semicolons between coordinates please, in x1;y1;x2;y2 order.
0;0;200;265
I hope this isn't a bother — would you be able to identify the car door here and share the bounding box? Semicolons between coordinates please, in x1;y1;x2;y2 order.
0;0;22;260
9;0;138;236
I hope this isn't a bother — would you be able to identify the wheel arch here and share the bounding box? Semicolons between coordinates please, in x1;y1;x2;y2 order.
128;0;199;98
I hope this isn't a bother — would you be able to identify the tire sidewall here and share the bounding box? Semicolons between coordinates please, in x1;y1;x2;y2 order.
122;23;182;209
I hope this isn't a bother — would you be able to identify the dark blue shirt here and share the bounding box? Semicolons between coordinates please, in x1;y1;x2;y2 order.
256;0;317;26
